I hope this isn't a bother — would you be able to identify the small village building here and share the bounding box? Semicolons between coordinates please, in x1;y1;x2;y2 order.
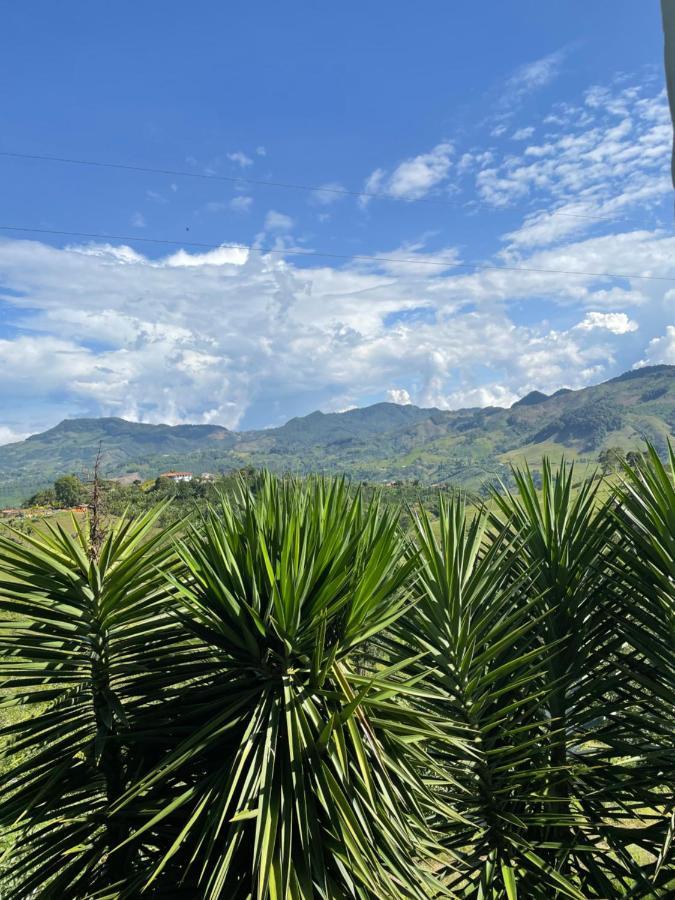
159;471;193;483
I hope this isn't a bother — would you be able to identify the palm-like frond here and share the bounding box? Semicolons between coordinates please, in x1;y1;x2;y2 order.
489;459;669;894
0;505;190;897
393;494;586;897
122;475;436;899
611;444;675;892
1;458;672;897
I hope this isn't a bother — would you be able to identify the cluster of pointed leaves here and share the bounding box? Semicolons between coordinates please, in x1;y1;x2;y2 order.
0;504;192;896
611;445;675;891
387;455;674;897
388;495;572;897
487;460;663;896
0;457;673;898
112;475;441;899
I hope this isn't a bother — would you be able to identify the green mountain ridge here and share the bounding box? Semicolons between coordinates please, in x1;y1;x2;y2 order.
1;365;674;505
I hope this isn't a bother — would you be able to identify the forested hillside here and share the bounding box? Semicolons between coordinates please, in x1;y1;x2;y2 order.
1;365;673;505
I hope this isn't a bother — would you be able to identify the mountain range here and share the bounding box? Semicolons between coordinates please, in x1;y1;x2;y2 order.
1;365;674;505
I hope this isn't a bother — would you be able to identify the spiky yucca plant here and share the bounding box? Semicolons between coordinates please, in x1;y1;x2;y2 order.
393;495;589;898
489;459;672;895
121;475;437;899
0;461;672;898
0;506;187;897
393;459;675;896
611;444;675;892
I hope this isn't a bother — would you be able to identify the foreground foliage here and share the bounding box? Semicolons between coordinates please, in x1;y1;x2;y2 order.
0;454;673;897
0;505;184;895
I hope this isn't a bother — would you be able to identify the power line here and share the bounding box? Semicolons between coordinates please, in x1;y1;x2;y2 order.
1;223;674;282
0;150;627;222
0;150;456;206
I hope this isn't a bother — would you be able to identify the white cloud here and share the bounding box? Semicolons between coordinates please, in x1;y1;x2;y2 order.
386;388;411;405
359;168;386;208
512;126;535;140
131;211;147;228
256;146;267;156
0;425;30;446
264;210;294;231
470;85;670;239
230;195;253;213
0;73;673;437
355;240;460;276
502;48;569;103
502;207;592;248
163;244;249;267
441;383;519;410
575;311;638;334
387;142;454;200
638;325;675;366
360;142;454;205
227;151;253;168
0;215;673;436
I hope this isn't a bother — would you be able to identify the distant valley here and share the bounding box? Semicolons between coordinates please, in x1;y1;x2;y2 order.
1;365;674;505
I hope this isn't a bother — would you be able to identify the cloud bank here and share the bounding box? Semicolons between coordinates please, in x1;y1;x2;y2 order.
0;71;672;442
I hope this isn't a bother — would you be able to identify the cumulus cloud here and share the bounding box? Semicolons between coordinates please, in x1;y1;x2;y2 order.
575;311;638;334
0;72;673;437
163;244;249;267
360;142;454;205
638;325;675;366
0;426;29;447
0;213;673;436
388;142;454;199
386;388;412;405
441;383;519;410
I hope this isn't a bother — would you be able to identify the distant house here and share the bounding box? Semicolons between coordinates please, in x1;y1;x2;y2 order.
199;472;216;481
160;471;193;483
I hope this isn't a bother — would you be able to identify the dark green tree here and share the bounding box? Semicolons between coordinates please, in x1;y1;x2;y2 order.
24;487;56;508
53;474;86;508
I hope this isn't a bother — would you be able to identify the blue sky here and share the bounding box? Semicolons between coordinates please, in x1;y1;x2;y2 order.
0;1;673;440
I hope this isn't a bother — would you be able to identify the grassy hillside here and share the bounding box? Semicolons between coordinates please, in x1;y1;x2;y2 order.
1;365;673;505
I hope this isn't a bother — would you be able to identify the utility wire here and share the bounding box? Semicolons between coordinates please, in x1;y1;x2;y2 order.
1;224;674;282
0;150;629;222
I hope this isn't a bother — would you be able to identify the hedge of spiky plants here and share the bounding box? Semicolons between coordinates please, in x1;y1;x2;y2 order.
0;452;672;898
